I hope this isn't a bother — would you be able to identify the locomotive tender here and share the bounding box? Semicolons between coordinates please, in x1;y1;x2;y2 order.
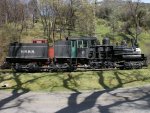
6;37;147;72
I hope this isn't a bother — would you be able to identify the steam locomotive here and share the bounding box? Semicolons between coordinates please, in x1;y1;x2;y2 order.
6;37;147;72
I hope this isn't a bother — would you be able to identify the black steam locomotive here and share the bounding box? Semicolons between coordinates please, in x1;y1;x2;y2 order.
5;37;147;72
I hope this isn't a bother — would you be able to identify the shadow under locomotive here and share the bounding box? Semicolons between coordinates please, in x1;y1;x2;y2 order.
5;37;147;72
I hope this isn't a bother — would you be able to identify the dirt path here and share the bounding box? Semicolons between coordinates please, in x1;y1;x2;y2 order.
0;85;150;113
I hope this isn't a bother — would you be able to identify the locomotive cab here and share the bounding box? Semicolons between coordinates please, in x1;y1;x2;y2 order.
54;36;98;65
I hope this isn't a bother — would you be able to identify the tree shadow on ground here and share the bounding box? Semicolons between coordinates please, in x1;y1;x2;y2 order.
56;70;150;113
0;71;50;111
98;71;124;90
0;72;29;111
56;72;105;113
63;73;80;92
98;89;150;113
97;70;150;113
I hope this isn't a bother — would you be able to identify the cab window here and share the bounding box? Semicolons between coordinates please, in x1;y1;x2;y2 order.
71;41;76;47
91;40;96;45
77;40;83;48
83;40;88;48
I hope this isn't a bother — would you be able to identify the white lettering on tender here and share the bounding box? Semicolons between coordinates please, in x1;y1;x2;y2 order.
21;50;35;54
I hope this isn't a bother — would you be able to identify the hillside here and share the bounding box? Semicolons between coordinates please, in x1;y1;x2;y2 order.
0;0;150;63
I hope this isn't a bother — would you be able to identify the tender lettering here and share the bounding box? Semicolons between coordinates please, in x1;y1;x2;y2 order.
21;50;35;54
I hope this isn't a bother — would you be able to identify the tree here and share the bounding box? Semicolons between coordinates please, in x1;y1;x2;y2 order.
121;0;147;46
75;0;95;36
0;0;28;62
28;0;39;27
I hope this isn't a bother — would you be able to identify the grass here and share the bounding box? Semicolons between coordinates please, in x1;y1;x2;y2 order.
0;67;150;92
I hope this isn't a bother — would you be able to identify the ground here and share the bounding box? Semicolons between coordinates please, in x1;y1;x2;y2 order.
0;85;150;113
0;68;150;113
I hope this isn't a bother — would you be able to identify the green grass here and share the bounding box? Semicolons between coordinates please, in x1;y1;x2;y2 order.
138;32;150;55
0;67;150;92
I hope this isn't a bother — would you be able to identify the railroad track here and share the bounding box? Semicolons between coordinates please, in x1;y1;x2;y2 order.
0;69;13;73
0;67;148;73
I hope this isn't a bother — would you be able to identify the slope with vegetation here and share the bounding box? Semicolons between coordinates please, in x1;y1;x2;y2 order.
0;0;150;63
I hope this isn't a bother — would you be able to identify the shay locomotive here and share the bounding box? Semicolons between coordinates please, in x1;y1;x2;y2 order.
6;37;147;72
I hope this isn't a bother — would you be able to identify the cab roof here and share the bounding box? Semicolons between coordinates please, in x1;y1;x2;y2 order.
67;36;97;40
